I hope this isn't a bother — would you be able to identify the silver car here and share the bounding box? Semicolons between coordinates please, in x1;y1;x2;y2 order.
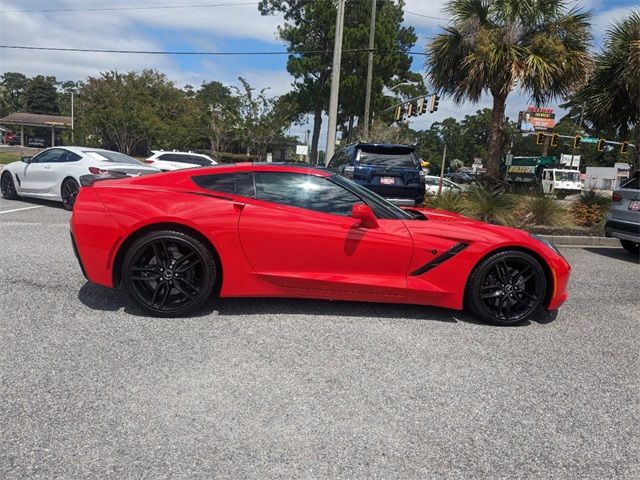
605;171;640;255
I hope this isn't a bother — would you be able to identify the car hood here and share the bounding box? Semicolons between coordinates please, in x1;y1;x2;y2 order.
403;207;531;245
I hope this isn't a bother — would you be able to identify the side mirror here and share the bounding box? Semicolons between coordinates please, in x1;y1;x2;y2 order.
21;156;32;163
351;202;379;229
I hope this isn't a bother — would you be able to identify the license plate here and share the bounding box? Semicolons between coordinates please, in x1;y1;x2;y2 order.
629;200;640;212
380;176;395;185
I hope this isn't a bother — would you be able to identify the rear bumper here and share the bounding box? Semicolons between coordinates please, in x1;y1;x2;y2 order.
605;219;640;243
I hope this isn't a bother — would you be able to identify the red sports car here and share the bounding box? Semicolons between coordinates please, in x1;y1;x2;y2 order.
70;163;570;325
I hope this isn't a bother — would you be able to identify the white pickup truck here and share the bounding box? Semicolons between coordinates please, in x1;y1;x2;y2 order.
541;169;582;196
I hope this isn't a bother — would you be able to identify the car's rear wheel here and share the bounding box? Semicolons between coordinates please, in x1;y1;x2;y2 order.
466;250;547;326
1;172;19;200
121;230;217;317
620;239;639;255
61;178;80;211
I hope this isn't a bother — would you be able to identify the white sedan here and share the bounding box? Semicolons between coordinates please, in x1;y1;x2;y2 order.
0;146;159;210
143;150;216;171
424;175;463;195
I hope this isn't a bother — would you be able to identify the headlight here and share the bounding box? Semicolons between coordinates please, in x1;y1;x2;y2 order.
529;233;561;255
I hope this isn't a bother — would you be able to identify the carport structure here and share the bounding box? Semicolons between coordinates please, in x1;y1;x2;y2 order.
0;112;72;147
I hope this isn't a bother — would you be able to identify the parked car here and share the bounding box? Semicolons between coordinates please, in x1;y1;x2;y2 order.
144;150;216;171
424;175;463;195
70;163;571;325
605;170;639;254
7;132;22;145
1;146;160;210
326;143;426;206
28;136;46;148
447;171;476;184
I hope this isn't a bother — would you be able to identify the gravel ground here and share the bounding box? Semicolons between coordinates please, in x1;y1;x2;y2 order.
1;197;639;479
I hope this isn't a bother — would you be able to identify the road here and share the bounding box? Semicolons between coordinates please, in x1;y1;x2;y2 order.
1;197;638;479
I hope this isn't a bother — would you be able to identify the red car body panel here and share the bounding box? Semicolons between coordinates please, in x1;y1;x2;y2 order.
70;164;571;312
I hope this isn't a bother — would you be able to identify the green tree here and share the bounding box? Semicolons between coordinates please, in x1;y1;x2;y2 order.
0;72;28;115
77;70;193;154
259;0;423;161
573;10;640;169
23;75;60;114
426;0;592;177
196;81;242;158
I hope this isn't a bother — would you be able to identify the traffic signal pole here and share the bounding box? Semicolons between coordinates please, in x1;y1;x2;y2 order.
362;0;376;141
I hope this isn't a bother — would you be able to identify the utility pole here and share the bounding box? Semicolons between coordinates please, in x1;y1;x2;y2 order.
362;0;377;141
70;91;74;144
325;0;346;164
438;142;447;195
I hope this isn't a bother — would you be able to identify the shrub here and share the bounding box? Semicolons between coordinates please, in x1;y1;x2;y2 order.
577;190;611;209
460;182;515;225
425;190;464;213
569;203;606;226
517;194;566;226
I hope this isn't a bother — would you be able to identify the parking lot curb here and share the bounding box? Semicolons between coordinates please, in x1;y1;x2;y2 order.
541;235;620;247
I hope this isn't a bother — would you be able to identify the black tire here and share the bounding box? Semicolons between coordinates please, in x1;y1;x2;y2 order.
1;172;19;200
465;250;547;326
61;178;80;211
620;239;639;255
121;230;218;317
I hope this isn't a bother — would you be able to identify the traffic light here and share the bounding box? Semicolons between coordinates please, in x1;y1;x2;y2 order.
597;138;606;152
536;132;545;145
620;141;629;154
550;133;559;147
416;96;426;115
428;94;439;113
394;106;402;122
406;102;413;117
573;135;582;149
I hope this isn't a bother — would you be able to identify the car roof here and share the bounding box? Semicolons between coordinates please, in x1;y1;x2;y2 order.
151;150;212;157
343;142;417;152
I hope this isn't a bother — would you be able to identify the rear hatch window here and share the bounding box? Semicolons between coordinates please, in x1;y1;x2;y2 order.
358;149;418;169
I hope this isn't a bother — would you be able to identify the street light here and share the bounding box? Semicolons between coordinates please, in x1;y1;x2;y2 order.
388;81;420;92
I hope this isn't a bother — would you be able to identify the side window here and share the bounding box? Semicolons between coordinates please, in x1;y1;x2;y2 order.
188;155;211;166
328;149;351;172
192;172;255;197
254;172;361;216
31;149;64;163
158;154;175;161
58;151;82;162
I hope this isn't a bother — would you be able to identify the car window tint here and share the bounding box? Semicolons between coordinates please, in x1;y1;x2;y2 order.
193;172;255;197
328;148;351;172
57;151;82;162
158;154;173;161
255;172;360;216
188;155;212;166
358;151;417;168
82;150;140;164
621;175;639;190
31;149;64;163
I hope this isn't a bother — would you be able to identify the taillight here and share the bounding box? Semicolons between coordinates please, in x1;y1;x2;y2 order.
343;166;355;179
143;159;155;164
612;192;622;203
88;166;108;174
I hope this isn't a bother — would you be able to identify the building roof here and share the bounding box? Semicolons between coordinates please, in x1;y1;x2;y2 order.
0;112;72;128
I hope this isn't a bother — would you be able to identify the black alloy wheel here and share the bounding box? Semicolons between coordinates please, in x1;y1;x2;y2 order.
620;239;639;255
466;251;547;326
61;178;80;211
1;172;19;200
121;230;217;317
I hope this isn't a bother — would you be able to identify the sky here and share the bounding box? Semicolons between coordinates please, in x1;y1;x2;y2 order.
1;0;638;144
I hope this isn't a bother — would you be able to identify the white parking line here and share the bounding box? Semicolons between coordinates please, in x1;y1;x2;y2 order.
0;205;44;215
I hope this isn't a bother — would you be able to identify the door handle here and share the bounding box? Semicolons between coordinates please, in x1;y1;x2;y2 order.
44;165;51;169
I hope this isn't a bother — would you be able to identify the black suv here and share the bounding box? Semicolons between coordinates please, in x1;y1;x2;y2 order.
327;143;426;205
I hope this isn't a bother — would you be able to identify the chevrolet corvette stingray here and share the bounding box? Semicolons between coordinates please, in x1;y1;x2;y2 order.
70;163;570;325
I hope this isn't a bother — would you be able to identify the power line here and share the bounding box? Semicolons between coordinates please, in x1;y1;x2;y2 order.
0;1;256;14
0;44;428;56
405;10;448;21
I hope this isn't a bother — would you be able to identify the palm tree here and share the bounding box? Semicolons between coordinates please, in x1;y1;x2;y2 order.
426;0;592;177
574;11;640;169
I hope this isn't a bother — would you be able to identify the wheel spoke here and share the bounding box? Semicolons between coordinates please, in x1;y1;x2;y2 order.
159;284;171;309
173;279;196;299
481;290;503;299
176;258;202;273
150;281;165;306
494;261;510;284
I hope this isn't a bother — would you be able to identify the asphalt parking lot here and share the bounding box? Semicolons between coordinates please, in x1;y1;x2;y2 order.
1;197;639;479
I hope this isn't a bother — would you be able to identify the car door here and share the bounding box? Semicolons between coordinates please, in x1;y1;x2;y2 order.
18;148;65;196
238;171;414;297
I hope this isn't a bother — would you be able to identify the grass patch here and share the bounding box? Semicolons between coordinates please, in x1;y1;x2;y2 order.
0;152;22;164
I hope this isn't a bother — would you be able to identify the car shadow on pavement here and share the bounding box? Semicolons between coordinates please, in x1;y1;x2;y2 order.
78;282;549;327
584;247;639;264
3;196;65;210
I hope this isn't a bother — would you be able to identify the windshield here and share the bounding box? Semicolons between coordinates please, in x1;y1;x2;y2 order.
331;174;413;220
82;150;142;165
554;171;579;182
358;150;417;169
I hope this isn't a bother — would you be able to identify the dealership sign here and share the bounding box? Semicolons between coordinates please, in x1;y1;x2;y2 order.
518;107;555;133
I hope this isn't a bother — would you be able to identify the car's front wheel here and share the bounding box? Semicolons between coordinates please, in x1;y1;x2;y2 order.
466;250;547;326
1;172;19;200
620;239;639;255
121;230;218;317
61;178;80;211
